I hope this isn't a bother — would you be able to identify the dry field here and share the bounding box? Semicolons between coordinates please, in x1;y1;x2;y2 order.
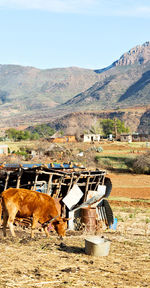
0;200;150;288
108;172;150;199
0;141;150;288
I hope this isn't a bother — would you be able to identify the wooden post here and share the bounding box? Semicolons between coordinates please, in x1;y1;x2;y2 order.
73;174;81;186
94;175;103;191
83;174;90;202
47;174;53;195
16;168;22;189
114;117;117;139
55;177;63;198
67;174;74;192
4;172;10;190
33;172;39;191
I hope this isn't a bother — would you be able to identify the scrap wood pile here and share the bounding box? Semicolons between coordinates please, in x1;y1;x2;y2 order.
0;163;113;230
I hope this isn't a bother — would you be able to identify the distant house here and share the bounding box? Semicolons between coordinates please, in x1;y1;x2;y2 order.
49;134;76;143
120;133;150;142
132;134;150;142
81;134;101;143
0;144;8;155
120;134;132;142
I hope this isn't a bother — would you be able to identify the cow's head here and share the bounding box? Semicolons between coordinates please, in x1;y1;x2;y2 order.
51;217;69;238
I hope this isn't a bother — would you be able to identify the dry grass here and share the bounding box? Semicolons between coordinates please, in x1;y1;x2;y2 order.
0;204;150;288
0;141;150;287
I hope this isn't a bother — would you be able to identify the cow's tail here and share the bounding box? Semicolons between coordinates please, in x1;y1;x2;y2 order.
0;194;2;226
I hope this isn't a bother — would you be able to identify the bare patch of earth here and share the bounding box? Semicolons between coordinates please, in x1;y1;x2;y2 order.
109;200;150;208
108;173;150;199
0;204;150;288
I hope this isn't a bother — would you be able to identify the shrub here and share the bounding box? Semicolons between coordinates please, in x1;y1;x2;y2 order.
5;128;39;141
131;152;150;174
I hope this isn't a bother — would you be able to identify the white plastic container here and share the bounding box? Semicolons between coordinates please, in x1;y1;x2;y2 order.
85;236;111;256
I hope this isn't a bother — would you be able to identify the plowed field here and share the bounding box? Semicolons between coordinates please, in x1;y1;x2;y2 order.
108;173;150;199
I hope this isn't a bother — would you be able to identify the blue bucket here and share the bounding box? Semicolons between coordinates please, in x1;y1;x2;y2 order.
109;217;117;230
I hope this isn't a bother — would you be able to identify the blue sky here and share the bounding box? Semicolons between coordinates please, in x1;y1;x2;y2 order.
0;0;150;70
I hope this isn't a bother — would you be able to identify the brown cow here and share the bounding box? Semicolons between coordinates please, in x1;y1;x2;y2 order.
1;188;68;238
0;196;2;227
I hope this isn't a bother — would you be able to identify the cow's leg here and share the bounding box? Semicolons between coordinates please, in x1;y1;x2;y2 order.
44;225;49;238
7;207;18;237
0;198;2;227
31;217;38;238
3;210;8;237
8;220;16;237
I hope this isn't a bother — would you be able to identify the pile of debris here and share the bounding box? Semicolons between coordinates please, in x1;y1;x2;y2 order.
0;163;113;231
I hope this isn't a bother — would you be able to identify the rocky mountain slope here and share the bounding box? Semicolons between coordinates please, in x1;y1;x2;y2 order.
113;41;150;66
0;42;150;130
48;107;150;135
64;42;150;111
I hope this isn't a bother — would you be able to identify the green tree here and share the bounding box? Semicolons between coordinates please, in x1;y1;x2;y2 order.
100;118;129;137
6;128;19;141
32;124;55;138
101;119;114;136
5;128;39;141
115;119;130;134
30;132;39;140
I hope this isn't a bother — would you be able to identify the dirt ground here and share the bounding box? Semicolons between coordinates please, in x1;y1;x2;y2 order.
0;199;150;288
108;173;150;199
0;142;150;288
0;172;150;288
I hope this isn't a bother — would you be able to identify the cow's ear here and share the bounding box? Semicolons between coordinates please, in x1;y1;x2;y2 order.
51;219;59;224
50;216;60;224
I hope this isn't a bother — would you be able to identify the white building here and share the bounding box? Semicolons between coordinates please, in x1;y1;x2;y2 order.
81;134;101;143
0;144;8;155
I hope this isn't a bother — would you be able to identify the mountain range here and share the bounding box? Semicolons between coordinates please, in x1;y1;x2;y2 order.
0;41;150;133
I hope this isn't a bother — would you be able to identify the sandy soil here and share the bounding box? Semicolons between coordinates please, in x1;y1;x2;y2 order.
0;201;150;288
108;173;150;199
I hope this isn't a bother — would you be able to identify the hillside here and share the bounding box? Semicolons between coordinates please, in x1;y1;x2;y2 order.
0;65;101;112
113;41;150;66
47;107;150;135
64;67;150;111
0;42;150;129
64;44;150;111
